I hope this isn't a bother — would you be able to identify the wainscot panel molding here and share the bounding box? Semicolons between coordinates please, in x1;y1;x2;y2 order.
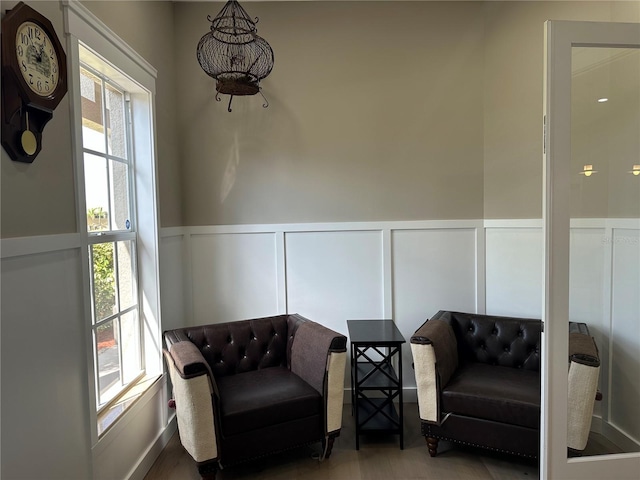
286;229;386;337
483;218;544;229
191;232;281;324
1;232;82;258
187;219;484;235
159;231;189;332
159;226;188;238
485;226;544;318
1;246;92;479
166;219;639;449
393;227;480;388
609;227;640;444
92;375;176;480
1;231;180;479
181;220;486;393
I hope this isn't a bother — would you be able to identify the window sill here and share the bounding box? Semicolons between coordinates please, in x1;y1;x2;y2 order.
97;373;162;437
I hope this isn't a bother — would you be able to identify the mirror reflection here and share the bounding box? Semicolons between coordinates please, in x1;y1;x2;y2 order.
570;47;640;456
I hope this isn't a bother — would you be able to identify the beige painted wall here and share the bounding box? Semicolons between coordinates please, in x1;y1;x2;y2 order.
176;1;486;225
571;50;640;218
82;1;182;227
178;1;639;226
1;1;77;237
0;0;181;238
2;2;639;236
482;1;640;219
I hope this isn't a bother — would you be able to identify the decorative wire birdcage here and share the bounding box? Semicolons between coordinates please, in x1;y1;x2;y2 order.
196;0;274;112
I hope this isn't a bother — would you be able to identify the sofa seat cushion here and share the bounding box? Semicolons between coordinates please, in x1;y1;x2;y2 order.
441;363;540;429
217;366;322;437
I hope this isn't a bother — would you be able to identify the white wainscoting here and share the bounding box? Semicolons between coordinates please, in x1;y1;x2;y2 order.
159;232;188;333
568;226;608;419
1;234;176;480
0;219;635;477
161;218;640;449
286;230;385;337
190;231;281;323
609;227;640;444
174;220;485;392
92;376;176;480
1;218;635;479
1;246;92;479
485;222;544;319
393;227;480;386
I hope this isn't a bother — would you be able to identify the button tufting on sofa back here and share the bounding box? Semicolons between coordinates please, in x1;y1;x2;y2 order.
181;315;294;377
449;312;542;371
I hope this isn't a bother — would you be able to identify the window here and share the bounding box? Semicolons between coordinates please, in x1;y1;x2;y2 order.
64;9;162;440
80;63;142;409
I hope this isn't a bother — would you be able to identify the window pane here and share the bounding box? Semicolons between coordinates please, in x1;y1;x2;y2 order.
117;241;136;311
80;55;148;416
121;311;141;384
85;153;110;232
110;160;131;231
80;68;105;154
106;84;126;158
92;242;116;322
96;318;121;406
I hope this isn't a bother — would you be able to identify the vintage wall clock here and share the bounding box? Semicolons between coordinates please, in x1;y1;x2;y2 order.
1;1;67;163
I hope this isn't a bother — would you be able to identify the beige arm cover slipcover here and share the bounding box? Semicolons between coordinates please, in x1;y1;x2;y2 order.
567;332;601;451
164;344;218;463
411;318;458;424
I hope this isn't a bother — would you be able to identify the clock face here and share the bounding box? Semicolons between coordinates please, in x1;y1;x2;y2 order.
15;21;60;97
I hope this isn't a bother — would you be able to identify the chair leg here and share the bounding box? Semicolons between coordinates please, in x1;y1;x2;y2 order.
197;461;218;480
426;436;439;457
568;447;583;458
323;434;337;459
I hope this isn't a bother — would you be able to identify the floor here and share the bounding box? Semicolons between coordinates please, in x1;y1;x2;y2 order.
144;403;542;480
144;401;626;480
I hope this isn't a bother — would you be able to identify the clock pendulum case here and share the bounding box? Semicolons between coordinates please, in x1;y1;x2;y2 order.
1;1;67;163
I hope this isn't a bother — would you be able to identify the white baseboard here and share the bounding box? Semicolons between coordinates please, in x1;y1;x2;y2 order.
591;416;640;453
128;416;178;480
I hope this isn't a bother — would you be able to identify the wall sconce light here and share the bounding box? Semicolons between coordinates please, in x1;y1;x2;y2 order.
629;165;640;176
579;165;597;177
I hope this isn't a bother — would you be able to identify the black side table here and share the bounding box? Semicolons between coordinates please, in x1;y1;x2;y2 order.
347;319;406;450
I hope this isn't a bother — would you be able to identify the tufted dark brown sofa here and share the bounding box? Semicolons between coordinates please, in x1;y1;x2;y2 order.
411;311;600;458
163;314;347;480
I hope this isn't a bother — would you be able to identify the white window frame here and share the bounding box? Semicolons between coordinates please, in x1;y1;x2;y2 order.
63;0;162;444
81;60;143;411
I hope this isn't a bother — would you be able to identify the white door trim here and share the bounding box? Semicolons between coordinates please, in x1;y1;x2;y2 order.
543;19;640;480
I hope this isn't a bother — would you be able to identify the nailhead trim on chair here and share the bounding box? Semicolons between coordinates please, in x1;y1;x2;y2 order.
430;434;538;459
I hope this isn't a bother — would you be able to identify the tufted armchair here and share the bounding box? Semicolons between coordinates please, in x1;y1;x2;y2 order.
411;311;600;458
163;314;347;480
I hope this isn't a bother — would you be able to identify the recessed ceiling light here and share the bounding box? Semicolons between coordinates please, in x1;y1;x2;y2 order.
597;98;609;103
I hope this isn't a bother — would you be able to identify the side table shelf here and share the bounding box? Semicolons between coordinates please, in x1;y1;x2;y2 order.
355;362;399;389
347;320;406;450
357;397;400;431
